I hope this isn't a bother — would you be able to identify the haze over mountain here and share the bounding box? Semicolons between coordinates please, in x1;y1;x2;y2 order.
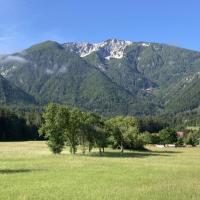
1;39;200;116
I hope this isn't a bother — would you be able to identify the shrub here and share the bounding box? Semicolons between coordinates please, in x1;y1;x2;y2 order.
159;128;177;145
184;131;200;146
176;137;184;146
141;132;152;144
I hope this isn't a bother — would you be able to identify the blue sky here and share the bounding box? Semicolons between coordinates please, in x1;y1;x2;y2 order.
0;0;200;53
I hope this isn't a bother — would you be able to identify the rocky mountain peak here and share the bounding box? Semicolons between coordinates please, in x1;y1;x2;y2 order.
63;39;133;59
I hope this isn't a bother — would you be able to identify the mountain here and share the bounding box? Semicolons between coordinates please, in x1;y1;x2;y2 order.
1;39;200;115
63;39;133;59
64;39;200;114
0;75;36;105
165;74;200;113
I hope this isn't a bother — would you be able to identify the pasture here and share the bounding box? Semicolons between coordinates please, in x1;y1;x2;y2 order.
0;142;200;200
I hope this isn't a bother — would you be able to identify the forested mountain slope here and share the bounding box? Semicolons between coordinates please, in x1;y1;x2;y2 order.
0;75;36;105
1;39;200;115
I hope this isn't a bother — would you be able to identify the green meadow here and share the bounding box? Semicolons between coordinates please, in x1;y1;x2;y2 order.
0;142;200;200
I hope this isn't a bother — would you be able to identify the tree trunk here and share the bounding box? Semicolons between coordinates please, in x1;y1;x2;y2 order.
82;145;86;154
71;145;76;154
81;139;86;154
73;147;76;154
99;148;102;156
89;143;92;153
82;137;86;154
102;147;104;153
120;142;124;154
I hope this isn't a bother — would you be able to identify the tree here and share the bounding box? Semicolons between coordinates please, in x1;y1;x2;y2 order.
139;117;168;133
77;112;95;153
176;137;184;146
94;125;108;155
184;131;200;146
106;116;142;153
78;112;89;154
39;104;69;153
141;131;152;145
123;126;144;150
151;134;161;144
159;128;177;145
79;112;107;155
0;107;39;141
65;108;82;154
39;104;108;155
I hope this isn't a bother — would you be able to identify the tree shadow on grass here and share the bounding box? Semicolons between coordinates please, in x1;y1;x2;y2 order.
149;150;182;154
0;169;42;174
87;149;181;158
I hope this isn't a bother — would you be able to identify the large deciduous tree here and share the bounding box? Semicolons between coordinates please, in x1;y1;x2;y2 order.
79;112;107;155
65;108;83;154
39;104;69;153
106;116;142;153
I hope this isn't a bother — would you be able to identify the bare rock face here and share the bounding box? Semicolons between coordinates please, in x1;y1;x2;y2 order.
63;39;133;59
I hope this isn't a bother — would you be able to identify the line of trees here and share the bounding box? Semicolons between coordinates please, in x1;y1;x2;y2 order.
0;107;41;141
138;128;178;146
141;127;200;146
0;106;173;143
39;104;145;154
1;104;199;149
179;130;200;146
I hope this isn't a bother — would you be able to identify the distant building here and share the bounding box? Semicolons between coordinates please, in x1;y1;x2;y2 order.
176;131;185;138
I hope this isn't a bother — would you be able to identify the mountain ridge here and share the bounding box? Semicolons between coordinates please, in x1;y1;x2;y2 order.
1;39;200;116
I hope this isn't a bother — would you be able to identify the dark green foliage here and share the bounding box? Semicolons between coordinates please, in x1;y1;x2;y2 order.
39;104;68;153
165;75;200;113
0;75;36;105
0;107;40;141
38;104;146;154
159;128;177;145
79;112;107;154
150;134;161;144
66;108;82;154
106;116;144;152
141;132;162;145
176;137;184;146
138;117;168;133
39;104;107;154
184;131;200;146
141;132;153;144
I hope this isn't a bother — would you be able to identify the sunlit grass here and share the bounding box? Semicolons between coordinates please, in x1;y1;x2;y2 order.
0;142;200;199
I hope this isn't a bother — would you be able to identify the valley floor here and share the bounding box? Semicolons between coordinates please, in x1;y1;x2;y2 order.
0;142;200;200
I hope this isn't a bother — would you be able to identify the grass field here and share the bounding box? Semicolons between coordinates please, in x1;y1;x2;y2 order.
0;142;200;200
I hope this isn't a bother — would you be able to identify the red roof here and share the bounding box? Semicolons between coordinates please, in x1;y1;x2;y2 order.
176;131;185;137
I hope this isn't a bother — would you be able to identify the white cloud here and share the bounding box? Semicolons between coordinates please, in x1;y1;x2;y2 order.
0;55;27;63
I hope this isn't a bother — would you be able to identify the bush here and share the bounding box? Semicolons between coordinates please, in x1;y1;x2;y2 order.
159;128;177;145
176;137;184;146
141;132;152;144
151;134;161;144
184;131;200;146
125;131;145;150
